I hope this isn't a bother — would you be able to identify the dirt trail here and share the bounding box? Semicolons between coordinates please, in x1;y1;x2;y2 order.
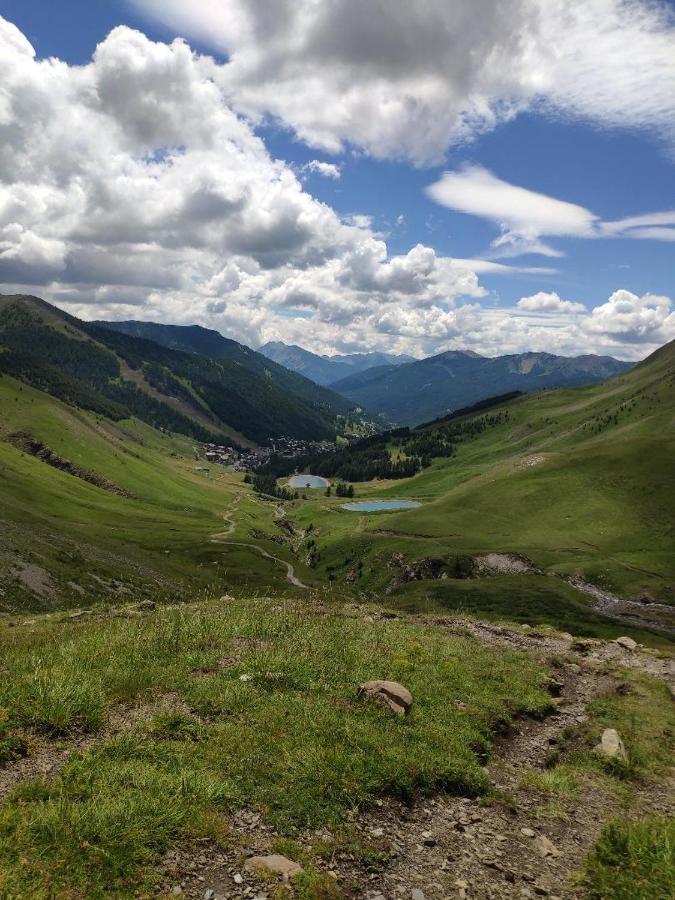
565;575;675;634
322;623;673;899
210;496;308;589
156;619;674;899
211;494;241;540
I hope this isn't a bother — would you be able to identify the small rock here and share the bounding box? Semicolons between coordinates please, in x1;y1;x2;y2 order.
233;874;243;885
245;854;303;879
239;673;253;682
594;728;628;762
520;827;536;838
358;680;413;716
614;636;637;652
171;889;183;897
535;834;561;858
136;599;156;610
203;891;216;900
411;891;426;900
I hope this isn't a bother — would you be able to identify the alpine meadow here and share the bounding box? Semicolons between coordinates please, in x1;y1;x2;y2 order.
1;2;674;899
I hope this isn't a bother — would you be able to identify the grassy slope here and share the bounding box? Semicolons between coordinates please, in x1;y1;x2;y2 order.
284;342;675;641
2;327;673;642
0;596;551;897
0;376;314;612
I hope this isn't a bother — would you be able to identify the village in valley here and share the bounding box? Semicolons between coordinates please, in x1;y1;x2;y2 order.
197;436;336;473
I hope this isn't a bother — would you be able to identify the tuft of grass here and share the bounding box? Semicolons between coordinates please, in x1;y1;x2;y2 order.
520;767;580;799
0;708;27;765
583;816;675;899
7;665;105;735
0;736;230;898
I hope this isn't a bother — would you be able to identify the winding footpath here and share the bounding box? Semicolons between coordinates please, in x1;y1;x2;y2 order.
210;495;308;589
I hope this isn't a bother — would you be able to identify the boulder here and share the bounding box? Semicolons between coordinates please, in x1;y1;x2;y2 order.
358;680;412;716
244;854;303;879
136;600;156;611
594;728;627;762
614;636;637;652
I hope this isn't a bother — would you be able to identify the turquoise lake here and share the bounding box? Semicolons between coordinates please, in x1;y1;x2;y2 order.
341;500;421;512
288;474;330;489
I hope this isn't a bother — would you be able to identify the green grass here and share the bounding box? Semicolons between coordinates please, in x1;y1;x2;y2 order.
572;671;675;781
527;668;674;791
387;576;673;646
0;597;552;897
0;376;322;612
583;816;675;899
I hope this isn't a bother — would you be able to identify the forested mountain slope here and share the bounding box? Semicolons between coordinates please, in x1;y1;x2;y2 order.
96;320;356;419
0;295;353;444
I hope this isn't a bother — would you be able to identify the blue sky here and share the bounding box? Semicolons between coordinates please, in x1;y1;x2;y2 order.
0;0;673;359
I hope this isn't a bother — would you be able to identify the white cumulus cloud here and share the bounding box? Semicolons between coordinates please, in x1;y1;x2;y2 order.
0;17;489;354
302;160;341;180
517;292;586;314
132;0;675;164
1;16;672;363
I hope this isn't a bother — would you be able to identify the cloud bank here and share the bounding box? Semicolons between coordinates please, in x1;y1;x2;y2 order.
0;18;485;354
0;15;673;362
133;0;675;164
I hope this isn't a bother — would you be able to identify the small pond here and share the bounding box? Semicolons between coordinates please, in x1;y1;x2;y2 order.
341;499;421;512
288;474;330;489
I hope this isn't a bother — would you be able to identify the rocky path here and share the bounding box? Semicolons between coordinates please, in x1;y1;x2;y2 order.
564;576;675;634
2;597;671;898
317;616;673;899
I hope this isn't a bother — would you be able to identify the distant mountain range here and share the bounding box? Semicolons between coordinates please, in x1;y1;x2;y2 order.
3;298;635;438
258;340;414;386
0;296;358;445
330;349;633;425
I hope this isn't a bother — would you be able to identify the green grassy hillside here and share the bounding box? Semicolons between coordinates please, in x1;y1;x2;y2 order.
0;334;672;898
0;373;316;612
282;340;675;639
2;303;673;644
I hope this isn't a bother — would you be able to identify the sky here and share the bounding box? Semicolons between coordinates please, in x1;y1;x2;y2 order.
0;0;674;360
